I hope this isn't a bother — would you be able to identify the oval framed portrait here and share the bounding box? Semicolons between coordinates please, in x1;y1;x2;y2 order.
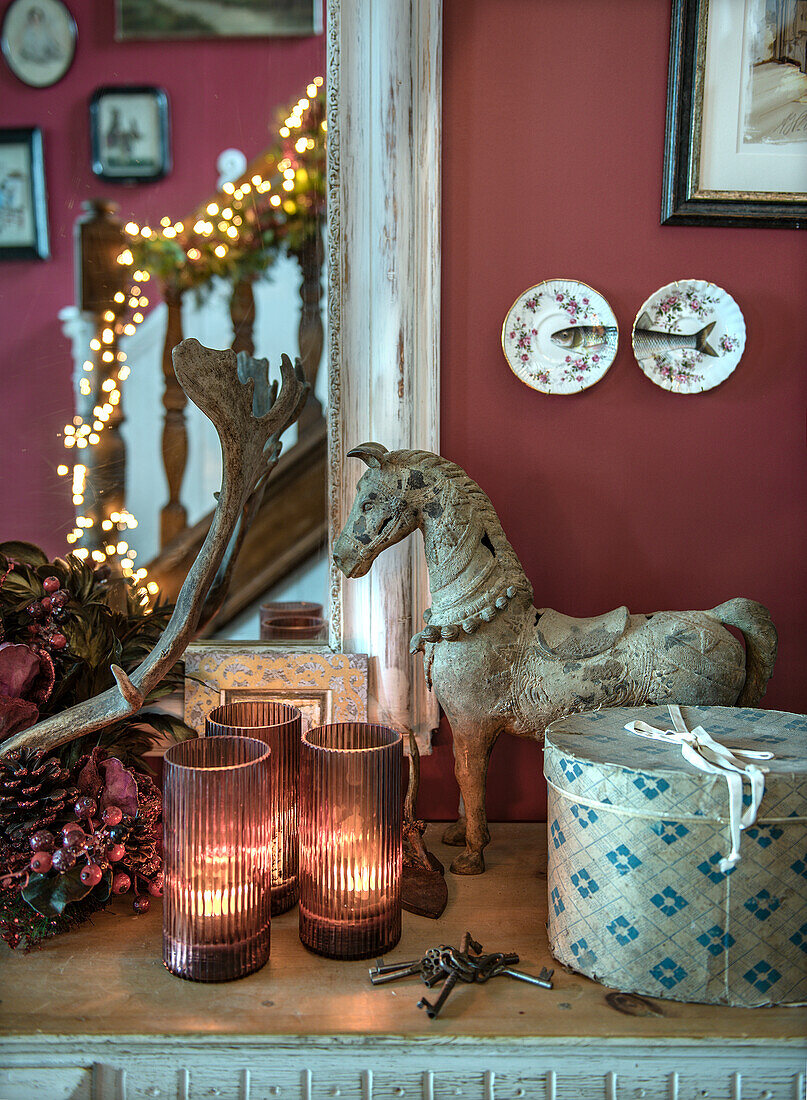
1;0;77;89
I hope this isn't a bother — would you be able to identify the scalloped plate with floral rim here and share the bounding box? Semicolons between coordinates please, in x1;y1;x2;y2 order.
501;279;619;395
632;280;746;394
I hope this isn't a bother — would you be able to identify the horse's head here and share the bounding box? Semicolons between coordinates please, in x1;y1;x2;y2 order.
333;442;424;578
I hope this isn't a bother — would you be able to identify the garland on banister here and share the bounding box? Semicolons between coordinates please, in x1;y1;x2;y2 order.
57;79;325;584
0;541;193;949
127;79;326;292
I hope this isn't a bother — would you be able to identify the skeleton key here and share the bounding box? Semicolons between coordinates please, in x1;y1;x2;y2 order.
369;946;448;985
417;965;461;1018
488;962;554;988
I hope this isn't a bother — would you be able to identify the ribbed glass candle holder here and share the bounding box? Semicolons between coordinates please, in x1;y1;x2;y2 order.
163;735;271;982
260;601;323;639
261;615;327;643
206;701;302;915
299;722;403;959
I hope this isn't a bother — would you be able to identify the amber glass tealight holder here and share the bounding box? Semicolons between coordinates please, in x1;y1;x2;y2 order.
206;700;302;915
163;735;271;982
299;722;403;959
261;615;328;643
260;601;324;639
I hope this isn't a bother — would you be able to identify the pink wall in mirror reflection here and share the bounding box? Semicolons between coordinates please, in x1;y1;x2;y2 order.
0;0;324;553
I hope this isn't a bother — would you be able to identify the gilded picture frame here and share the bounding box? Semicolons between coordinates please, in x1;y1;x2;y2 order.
662;0;807;228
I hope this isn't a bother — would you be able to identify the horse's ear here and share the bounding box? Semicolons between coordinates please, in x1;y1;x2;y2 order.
347;442;389;469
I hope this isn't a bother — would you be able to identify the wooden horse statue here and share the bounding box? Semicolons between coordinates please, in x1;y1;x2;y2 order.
333;443;778;876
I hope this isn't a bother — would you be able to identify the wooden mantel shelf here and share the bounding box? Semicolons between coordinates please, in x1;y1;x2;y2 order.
1;825;805;1099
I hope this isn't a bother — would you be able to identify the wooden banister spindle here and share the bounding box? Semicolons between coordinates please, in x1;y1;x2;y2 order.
160;282;188;548
230;275;256;357
292;229;325;435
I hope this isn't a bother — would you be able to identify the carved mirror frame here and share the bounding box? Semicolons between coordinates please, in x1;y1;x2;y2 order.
326;0;442;749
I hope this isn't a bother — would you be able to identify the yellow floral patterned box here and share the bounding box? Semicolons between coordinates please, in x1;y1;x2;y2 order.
184;643;368;734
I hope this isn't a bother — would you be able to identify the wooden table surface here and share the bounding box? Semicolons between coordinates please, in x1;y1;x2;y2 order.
1;824;804;1042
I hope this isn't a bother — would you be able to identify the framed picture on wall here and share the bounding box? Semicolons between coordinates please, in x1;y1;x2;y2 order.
115;0;323;40
90;86;171;185
0;128;49;261
662;0;807;227
1;0;76;88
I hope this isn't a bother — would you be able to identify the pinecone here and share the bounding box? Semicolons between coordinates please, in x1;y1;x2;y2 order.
121;771;162;887
0;748;78;844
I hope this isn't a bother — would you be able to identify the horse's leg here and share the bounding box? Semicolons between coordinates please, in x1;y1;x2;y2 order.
449;724;500;876
442;795;468;847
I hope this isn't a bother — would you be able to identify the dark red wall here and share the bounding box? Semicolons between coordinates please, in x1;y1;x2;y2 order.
419;0;807;824
0;2;323;554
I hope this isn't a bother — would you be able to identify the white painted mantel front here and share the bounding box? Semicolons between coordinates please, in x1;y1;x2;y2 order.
327;0;442;749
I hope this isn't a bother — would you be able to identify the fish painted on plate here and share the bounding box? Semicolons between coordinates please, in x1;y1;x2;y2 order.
552;314;719;359
632;313;718;359
551;325;618;351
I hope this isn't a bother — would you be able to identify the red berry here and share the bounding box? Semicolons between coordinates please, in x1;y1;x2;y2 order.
50;848;76;873
50;633;67;650
29;830;55;852
133;895;150;913
147;873;164;897
74;796;96;819
40;596;53;612
112;872;131;895
51;590;68;608
102;805;123;827
80;862;103;887
107;843;125;862
43;576;61;593
26;603;42;619
30;851;52;873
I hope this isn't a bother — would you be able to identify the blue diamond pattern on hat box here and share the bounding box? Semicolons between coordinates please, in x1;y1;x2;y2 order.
544;704;807;1007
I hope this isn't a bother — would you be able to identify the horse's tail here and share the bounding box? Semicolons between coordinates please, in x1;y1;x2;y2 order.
709;598;778;706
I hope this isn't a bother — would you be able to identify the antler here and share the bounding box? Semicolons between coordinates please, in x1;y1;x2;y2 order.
1;338;308;757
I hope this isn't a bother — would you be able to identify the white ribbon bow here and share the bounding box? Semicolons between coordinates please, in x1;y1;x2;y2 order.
624;704;774;873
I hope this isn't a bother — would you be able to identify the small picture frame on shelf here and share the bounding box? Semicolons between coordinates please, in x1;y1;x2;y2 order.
0;128;49;261
183;643;368;736
90;86;171;185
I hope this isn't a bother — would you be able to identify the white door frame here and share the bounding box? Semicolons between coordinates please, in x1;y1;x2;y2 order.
326;0;442;748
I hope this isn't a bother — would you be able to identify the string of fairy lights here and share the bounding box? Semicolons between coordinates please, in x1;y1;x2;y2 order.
58;78;325;605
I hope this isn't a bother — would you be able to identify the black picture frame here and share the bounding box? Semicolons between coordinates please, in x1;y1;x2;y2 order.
0;127;50;261
90;86;171;185
662;0;807;229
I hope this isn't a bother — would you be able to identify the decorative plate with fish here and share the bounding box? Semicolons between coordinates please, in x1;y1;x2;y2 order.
501;279;618;395
632;280;746;394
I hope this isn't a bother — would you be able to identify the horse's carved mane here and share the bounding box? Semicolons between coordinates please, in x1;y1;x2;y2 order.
388;450;533;642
